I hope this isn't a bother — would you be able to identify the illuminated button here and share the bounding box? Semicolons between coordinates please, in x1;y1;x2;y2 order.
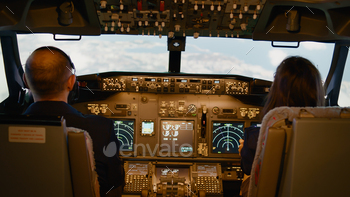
208;80;212;84
202;85;206;89
202;80;206;84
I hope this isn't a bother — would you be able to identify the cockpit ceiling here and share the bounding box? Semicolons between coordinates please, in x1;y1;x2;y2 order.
0;0;349;42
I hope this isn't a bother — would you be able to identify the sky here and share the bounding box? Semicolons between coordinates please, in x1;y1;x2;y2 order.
0;34;349;106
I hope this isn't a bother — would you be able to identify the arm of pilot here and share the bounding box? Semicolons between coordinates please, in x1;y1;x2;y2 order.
239;139;244;156
106;120;125;197
240;127;260;175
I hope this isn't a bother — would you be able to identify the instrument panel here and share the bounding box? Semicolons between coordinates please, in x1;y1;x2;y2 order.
74;73;270;196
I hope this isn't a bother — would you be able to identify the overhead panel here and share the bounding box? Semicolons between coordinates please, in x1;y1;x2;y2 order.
97;0;266;39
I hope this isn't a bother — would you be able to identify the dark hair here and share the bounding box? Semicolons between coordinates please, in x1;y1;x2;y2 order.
262;56;325;116
25;46;74;96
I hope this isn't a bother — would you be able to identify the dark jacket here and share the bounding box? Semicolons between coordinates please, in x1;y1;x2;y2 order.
23;101;124;197
241;126;260;175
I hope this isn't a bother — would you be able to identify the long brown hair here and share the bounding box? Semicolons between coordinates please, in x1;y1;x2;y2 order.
262;56;325;116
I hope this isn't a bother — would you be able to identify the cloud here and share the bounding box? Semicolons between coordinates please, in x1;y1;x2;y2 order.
181;53;274;80
268;49;288;67
302;42;327;51
17;34;168;75
16;34;275;81
186;44;211;53
339;81;350;107
0;53;8;101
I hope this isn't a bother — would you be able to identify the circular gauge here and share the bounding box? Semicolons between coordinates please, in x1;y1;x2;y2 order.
212;122;244;154
212;106;220;115
114;120;134;151
187;104;197;114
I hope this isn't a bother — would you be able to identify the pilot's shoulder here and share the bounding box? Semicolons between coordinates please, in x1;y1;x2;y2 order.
83;114;113;124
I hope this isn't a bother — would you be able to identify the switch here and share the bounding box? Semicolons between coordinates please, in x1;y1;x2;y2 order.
217;2;221;11
100;0;107;9
137;1;142;10
160;1;165;11
244;4;248;12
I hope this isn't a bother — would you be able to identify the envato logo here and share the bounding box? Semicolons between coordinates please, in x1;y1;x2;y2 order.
103;140;193;158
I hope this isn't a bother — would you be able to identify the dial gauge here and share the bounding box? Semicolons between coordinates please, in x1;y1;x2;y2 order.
187;104;197;114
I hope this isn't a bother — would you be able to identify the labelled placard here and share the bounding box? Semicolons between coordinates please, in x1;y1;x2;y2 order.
9;127;46;143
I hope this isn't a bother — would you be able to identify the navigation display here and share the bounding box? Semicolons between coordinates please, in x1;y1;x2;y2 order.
197;165;217;177
160;120;194;153
212;122;244;154
127;163;148;175
114;120;134;151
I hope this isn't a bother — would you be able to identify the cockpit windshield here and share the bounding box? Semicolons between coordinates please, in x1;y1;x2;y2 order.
17;34;349;106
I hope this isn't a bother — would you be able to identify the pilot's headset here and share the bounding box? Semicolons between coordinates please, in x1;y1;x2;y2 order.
35;46;79;104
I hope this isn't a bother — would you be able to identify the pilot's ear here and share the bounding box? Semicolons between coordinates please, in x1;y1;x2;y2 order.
23;73;30;89
67;74;76;91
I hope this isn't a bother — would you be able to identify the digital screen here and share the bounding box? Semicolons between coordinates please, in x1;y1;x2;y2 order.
163;79;169;82
212;122;244;154
176;79;188;83
156;167;190;184
142;121;154;135
197;165;217;177
250;122;261;127
113;120;134;151
132;78;138;81
145;78;156;82
127;163;148;175
160;120;194;153
214;80;220;84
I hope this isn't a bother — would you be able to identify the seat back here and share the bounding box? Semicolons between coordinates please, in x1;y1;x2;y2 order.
248;107;350;197
0;115;73;197
278;117;350;197
67;127;100;197
0;115;99;197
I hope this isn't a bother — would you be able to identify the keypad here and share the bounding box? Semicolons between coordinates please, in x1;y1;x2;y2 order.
197;176;220;194
124;175;148;193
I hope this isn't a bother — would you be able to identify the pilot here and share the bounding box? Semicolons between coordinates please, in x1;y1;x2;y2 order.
22;46;125;197
238;56;325;197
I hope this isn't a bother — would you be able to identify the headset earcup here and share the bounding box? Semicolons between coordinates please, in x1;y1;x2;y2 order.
68;81;79;104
